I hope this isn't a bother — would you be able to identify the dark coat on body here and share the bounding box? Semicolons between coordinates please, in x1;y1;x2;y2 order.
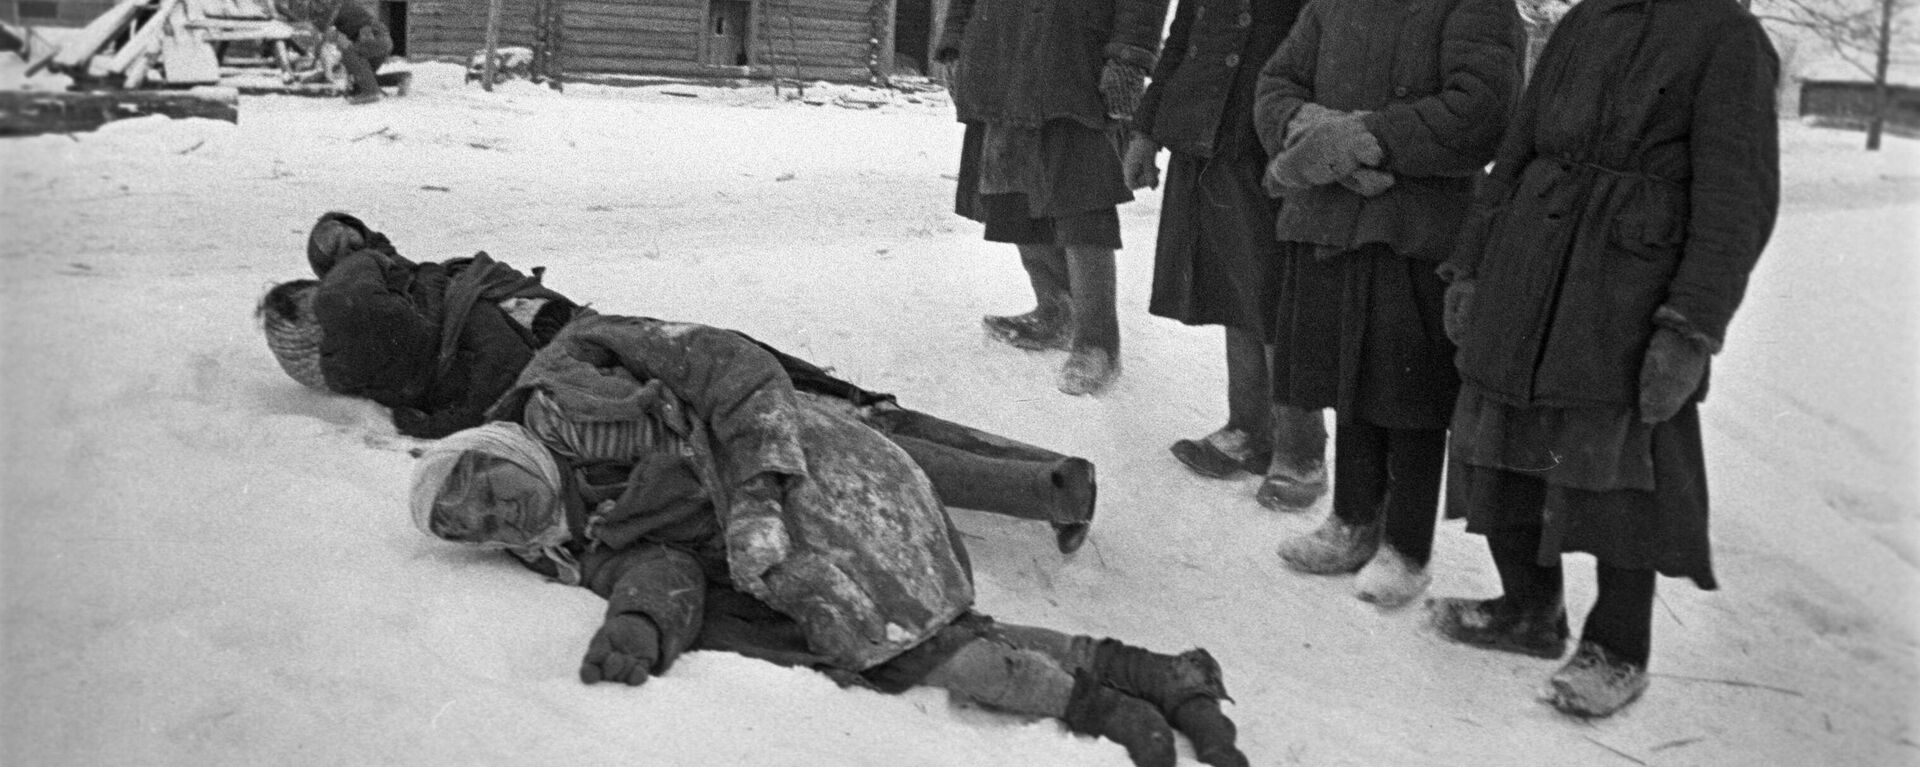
307;213;576;438
941;0;1171;129
1139;0;1307;331
1446;0;1780;409
1252;0;1523;258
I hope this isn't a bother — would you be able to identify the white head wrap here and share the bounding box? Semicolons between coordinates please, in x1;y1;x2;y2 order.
410;422;582;584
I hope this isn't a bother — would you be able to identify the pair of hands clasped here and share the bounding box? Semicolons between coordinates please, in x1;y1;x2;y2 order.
580;475;792;686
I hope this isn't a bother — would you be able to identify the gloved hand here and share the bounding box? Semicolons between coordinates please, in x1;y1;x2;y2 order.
1442;279;1475;345
1099;60;1147;121
1122;134;1161;190
726;479;790;598
580;613;661;685
1338;168;1395;197
933;45;960;64
1638;327;1709;423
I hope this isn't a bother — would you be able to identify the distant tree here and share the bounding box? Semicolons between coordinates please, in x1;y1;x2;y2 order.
1756;0;1919;149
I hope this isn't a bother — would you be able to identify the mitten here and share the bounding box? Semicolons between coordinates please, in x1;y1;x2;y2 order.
1266;115;1380;190
1283;103;1346;149
391;406;433;438
1638;327;1710;423
1338;168;1395;198
1123;133;1161;190
579;613;661;685
933;45;960;64
1099;60;1147;121
1442;279;1475;345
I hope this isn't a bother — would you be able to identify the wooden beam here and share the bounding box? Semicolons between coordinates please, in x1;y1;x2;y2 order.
0;89;239;137
50;0;148;70
109;0;188;72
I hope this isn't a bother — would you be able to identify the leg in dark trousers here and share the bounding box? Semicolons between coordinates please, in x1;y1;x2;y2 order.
1378;428;1446;566
1430;471;1572;658
868;406;1097;554
1351;426;1446;605
1060;245;1120;395
1169;326;1274;478
1580;561;1656;667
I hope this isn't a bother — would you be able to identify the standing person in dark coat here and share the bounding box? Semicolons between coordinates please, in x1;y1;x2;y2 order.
408;314;1252;767
329;0;393;104
1427;0;1780;718
937;0;1171;396
1253;0;1523;606
1123;0;1329;510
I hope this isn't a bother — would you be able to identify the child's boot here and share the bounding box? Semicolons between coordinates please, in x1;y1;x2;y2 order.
1354;544;1431;607
1541;640;1649;718
1275;514;1379;574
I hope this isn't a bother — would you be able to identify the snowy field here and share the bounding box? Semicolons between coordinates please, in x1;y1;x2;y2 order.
3;63;1917;766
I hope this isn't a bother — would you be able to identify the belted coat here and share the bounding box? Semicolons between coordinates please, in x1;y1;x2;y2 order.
1445;0;1780;408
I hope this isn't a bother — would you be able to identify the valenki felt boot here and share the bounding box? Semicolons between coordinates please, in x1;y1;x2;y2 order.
1276;515;1379;574
1542;640;1649;718
1427;596;1571;659
1170;427;1271;479
1354;544;1431;607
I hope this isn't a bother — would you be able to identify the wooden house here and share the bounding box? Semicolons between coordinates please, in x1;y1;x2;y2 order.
402;0;950;83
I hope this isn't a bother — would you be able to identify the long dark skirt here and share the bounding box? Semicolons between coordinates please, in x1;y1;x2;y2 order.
1269;243;1458;429
1147;150;1285;334
954;120;1130;248
1447;401;1717;589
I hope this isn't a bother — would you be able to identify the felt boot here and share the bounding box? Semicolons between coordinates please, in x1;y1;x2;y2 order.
1061;671;1176;767
1354;544;1431;608
984;305;1072;350
1255;404;1328;510
1049;456;1097;554
1059;346;1119;396
1169;427;1270;479
1427;596;1571;659
1542;640;1649;718
1275;515;1379;574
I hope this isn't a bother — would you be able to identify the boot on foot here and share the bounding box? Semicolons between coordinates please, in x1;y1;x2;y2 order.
1541;640;1648;718
983;308;1072;351
1058;347;1118;396
1169;427;1270;479
1061;671;1176;767
1354;545;1431;607
1427;596;1570;659
1050;457;1097;554
1254;458;1327;511
1275;515;1379;574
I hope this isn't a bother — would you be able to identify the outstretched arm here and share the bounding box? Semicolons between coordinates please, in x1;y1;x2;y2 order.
576;544;708;685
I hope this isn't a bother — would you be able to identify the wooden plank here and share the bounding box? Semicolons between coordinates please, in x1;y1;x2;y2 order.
0;89;238;137
109;0;187;72
161;19;223;83
124;49;158;88
51;0;147;69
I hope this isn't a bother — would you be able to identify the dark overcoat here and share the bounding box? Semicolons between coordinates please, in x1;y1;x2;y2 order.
1252;0;1523;258
1446;0;1780;409
1139;0;1306;331
941;0;1170;129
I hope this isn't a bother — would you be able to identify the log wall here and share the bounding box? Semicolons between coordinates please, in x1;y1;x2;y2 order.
405;0;882;83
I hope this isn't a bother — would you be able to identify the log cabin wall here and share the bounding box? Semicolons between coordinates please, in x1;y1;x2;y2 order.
403;0;890;83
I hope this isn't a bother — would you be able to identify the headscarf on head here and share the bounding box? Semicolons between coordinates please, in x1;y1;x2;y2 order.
410;422;582;584
258;279;329;391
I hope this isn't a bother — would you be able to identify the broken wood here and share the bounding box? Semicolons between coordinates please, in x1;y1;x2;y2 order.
109;0;187;72
0;88;238;137
50;0;147;70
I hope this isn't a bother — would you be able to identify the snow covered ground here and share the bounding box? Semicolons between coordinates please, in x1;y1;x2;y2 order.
3;63;1916;766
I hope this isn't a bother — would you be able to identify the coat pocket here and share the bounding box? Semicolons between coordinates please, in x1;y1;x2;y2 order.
1608;180;1687;262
